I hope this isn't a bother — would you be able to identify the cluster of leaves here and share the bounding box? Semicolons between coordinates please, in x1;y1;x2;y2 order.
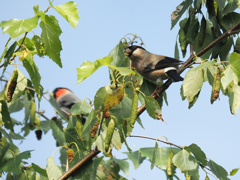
171;0;240;115
0;0;240;180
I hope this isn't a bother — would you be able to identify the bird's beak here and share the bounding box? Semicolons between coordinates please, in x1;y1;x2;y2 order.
123;48;131;56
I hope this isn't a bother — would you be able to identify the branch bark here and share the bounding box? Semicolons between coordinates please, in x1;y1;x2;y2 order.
58;149;101;180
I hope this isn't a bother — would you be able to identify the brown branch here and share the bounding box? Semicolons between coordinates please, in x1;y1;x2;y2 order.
58;149;101;180
0;32;28;68
137;19;240;117
229;29;240;35
36;110;50;120
190;44;194;56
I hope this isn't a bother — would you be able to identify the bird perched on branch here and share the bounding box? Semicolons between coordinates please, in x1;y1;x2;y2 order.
124;45;184;94
53;87;86;124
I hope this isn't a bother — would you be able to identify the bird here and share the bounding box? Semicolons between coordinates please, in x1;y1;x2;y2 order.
124;45;184;94
53;87;86;124
124;45;184;82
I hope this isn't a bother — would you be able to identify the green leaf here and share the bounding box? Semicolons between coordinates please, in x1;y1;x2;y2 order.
2;42;17;74
207;160;228;179
0;144;10;167
140;147;181;170
39;12;62;68
188;143;207;166
192;61;215;71
0;150;32;175
0;45;8;63
234;37;240;53
69;152;94;179
40;120;50;134
46;156;62;180
94;86;112;112
50;120;66;146
230;52;240;79
123;150;146;169
77;56;113;84
188;91;200;109
0;100;13;131
49;1;80;28
215;0;226;9
109;41;128;67
112;130;122;150
64;127;87;151
71;99;91;115
172;149;198;172
222;0;238;16
182;69;204;101
0;17;39;38
101;159;121;179
193;20;214;59
186;16;199;43
113;158;130;177
95;129;106;152
194;0;202;10
8;99;24;113
206;66;218;86
144;96;162;120
221;12;240;30
32;163;48;177
23;93;31;123
92;157;104;180
221;66;238;90
8;131;24;140
151;142;158;169
82;109;99;137
32;35;45;57
230;168;239;176
219;37;233;61
171;0;193;29
229;84;240;115
22;55;41;94
174;40;179;60
49;95;67;120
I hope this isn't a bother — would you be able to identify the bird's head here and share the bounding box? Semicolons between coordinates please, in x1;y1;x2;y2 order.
124;45;145;57
53;87;72;100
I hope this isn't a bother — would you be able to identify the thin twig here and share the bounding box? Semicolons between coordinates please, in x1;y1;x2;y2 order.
36;110;50;120
129;134;182;149
229;29;240;35
129;135;213;173
97;116;104;137
0;32;28;68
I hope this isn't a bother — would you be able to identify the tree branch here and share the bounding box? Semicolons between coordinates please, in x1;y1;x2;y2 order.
129;134;182;149
57;149;101;180
0;32;28;68
137;19;240;117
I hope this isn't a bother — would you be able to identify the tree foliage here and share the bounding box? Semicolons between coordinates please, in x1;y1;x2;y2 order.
0;0;240;179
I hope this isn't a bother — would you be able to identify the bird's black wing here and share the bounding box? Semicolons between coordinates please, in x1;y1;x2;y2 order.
143;57;183;72
155;57;183;69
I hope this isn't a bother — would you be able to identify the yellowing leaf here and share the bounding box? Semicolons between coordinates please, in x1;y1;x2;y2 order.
104;87;124;110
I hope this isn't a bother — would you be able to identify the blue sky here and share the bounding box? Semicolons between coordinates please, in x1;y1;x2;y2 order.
0;0;240;179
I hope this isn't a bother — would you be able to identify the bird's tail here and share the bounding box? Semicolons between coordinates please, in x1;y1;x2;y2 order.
166;70;183;82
